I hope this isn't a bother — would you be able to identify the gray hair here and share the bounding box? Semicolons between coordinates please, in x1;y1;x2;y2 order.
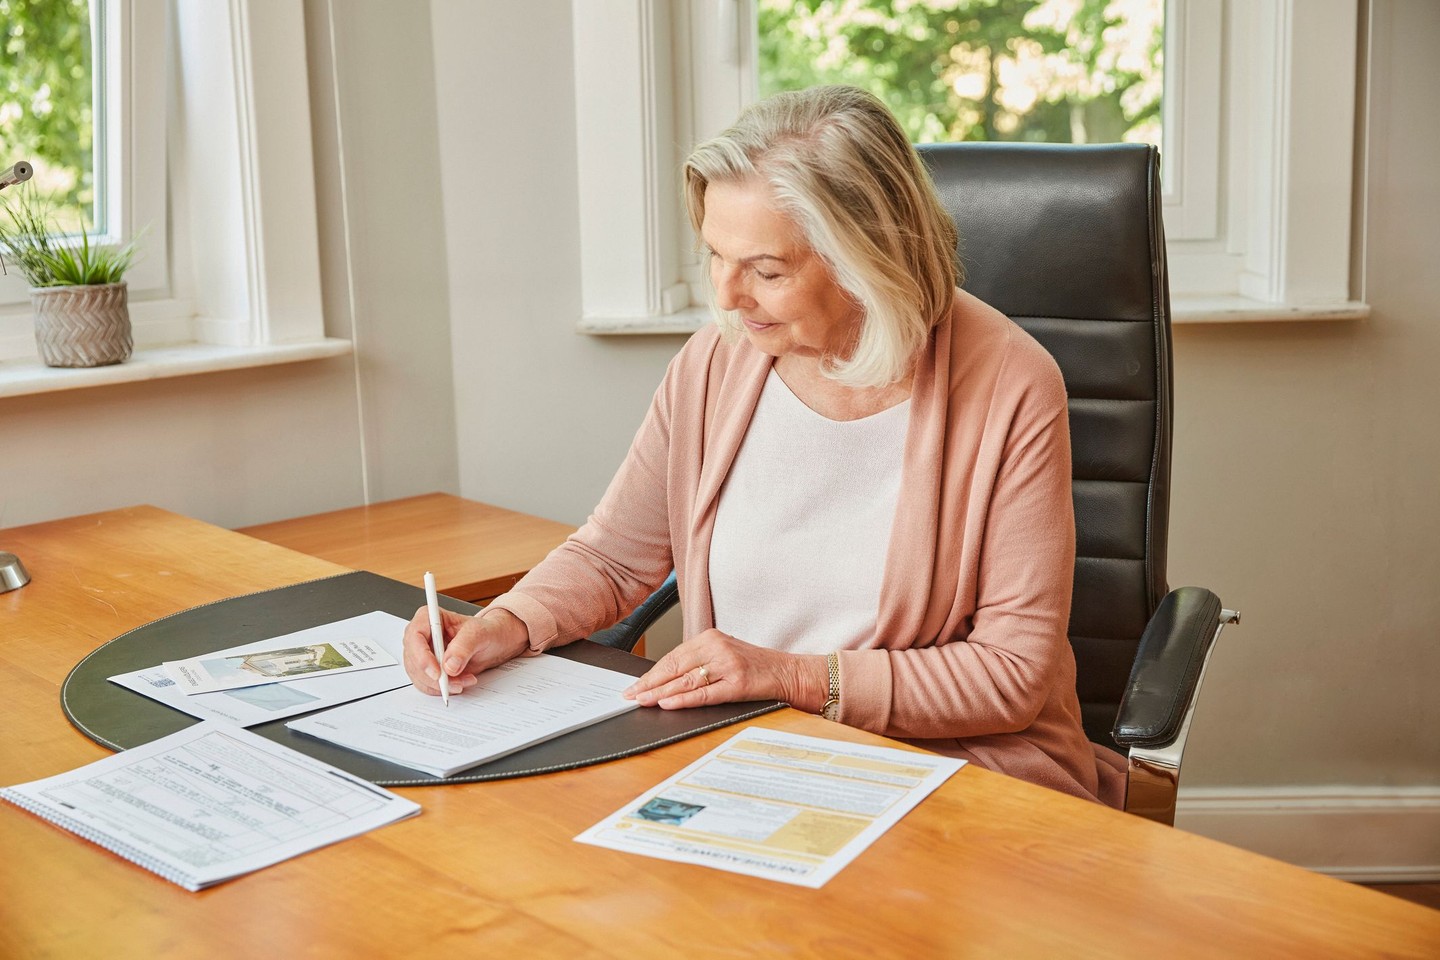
684;85;960;387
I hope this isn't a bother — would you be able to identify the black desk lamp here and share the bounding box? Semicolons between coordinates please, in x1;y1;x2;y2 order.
1;158;34;593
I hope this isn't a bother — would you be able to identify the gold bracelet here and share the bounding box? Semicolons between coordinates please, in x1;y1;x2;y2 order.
821;652;840;721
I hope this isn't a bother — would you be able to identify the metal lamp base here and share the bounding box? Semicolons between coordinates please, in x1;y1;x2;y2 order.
0;551;30;592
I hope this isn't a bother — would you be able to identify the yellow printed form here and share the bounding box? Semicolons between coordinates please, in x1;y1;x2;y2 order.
575;728;965;887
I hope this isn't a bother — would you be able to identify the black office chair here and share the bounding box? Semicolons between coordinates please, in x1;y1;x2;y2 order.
591;142;1238;826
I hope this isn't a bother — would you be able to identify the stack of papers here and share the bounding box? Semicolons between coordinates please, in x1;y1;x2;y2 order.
106;608;641;779
0;722;419;891
25;605;961;892
107;611;413;727
288;654;640;777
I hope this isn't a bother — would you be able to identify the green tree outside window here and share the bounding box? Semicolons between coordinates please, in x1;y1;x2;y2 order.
757;0;1163;148
1;0;97;236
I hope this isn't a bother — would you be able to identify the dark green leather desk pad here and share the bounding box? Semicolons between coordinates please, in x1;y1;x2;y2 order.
61;571;782;786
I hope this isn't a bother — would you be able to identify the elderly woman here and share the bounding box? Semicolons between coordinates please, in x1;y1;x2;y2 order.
405;85;1125;806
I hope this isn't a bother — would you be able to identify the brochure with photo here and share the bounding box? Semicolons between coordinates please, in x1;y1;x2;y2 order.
108;610;413;727
576;727;965;888
163;638;397;695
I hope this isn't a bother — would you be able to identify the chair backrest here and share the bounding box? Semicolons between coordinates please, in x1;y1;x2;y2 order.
917;142;1173;751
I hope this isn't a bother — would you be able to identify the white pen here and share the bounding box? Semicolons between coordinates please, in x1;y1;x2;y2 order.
423;571;450;707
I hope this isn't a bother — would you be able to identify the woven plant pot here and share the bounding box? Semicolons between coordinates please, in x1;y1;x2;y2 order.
31;281;133;368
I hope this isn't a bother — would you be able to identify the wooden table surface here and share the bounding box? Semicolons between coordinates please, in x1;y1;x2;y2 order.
237;492;577;604
2;506;1437;959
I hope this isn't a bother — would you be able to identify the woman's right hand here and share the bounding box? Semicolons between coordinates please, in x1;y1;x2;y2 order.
402;604;530;698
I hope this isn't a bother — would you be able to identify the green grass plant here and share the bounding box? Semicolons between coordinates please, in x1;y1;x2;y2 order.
0;188;140;287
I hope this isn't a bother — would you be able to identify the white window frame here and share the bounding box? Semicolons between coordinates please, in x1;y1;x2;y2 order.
1161;0;1222;241
170;0;326;348
1170;0;1363;315
0;0;343;384
572;0;1367;333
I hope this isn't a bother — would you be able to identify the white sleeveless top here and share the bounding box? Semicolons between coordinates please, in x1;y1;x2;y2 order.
709;369;910;654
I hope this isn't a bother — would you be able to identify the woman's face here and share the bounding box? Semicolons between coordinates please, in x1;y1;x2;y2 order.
701;177;860;363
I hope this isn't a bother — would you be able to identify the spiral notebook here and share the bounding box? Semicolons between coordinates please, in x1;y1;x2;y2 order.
0;721;419;891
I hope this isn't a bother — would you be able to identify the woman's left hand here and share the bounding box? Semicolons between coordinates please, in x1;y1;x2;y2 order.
623;628;828;712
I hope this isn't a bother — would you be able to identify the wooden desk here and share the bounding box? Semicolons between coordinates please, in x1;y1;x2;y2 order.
237;493;577;604
2;507;1437;959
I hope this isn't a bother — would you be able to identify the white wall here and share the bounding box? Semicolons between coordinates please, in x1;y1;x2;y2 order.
0;360;364;529
1171;0;1440;791
303;0;459;507
430;1;687;530
1167;4;1440;872
428;0;689;655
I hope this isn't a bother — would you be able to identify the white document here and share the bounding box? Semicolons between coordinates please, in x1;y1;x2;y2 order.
575;727;965;888
287;654;640;778
163;637;397;695
108;611;412;727
0;721;420;891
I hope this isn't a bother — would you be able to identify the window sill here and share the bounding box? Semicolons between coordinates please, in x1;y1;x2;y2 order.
1172;296;1370;324
577;307;712;336
0;338;353;399
577;298;1371;336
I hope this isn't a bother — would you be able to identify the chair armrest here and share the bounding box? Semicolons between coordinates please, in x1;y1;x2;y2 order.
1113;586;1230;749
586;571;680;653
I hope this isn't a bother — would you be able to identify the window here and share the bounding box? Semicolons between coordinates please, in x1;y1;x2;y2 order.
0;0;339;381
573;0;1365;333
0;0;168;326
169;0;327;347
755;0;1164;150
751;0;1222;244
0;0;102;235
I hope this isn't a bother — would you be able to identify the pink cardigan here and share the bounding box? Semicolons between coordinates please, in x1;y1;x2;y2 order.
492;290;1126;806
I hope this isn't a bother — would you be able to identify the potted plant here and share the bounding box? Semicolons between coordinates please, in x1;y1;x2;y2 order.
0;188;141;368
